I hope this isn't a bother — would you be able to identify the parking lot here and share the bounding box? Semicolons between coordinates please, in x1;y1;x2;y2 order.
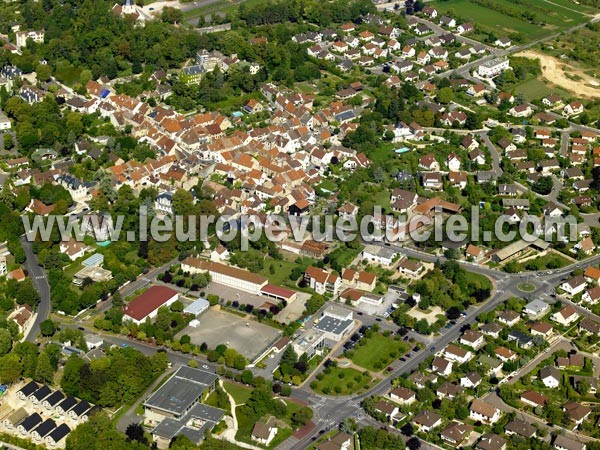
203;283;272;308
177;309;282;361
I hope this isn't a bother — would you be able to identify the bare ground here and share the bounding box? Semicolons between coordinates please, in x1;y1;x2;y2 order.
516;50;600;99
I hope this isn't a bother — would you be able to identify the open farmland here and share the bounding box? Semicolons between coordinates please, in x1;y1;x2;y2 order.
431;0;590;41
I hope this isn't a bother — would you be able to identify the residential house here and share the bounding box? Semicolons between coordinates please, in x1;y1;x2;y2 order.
388;387;416;405
540;366;561;388
305;266;341;296
413;411;443;432
441;422;473;447
431;356;453;376
470;399;501;424
251;423;277;446
520;390;548;408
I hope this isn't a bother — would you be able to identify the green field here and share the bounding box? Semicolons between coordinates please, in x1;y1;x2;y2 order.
223;381;253;404
350;333;410;372
54;60;82;86
513;78;572;101
431;0;589;41
311;367;372;396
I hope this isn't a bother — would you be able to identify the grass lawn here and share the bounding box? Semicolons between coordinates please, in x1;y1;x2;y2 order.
521;253;571;270
350;333;409;372
223;381;252;405
54;60;82;86
260;258;304;288
204;390;231;413
513;77;572;101
311;367;372;396
517;282;536;293
315;179;338;194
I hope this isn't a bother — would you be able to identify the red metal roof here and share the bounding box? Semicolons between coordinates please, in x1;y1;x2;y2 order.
123;286;178;321
261;284;296;299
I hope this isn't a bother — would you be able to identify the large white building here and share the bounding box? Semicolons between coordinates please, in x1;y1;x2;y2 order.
16;30;45;49
477;58;510;78
314;305;354;341
181;257;268;294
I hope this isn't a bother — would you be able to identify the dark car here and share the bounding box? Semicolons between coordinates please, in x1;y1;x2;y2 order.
375;318;382;322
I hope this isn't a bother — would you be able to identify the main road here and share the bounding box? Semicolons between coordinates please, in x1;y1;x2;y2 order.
288;240;600;449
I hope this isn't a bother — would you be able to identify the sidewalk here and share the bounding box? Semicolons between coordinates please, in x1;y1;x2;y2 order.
218;380;263;450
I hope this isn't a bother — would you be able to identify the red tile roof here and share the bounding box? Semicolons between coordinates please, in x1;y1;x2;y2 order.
123;286;178;321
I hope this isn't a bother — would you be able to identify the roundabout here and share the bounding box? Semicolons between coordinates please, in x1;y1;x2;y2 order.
517;282;536;293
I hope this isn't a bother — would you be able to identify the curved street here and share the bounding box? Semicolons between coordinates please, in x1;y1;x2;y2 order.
287;241;600;449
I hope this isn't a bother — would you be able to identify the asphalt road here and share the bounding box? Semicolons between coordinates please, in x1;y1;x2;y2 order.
288;241;600;449
92;257;179;317
20;236;51;342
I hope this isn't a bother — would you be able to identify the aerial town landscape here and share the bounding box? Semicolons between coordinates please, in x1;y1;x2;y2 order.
2;0;600;449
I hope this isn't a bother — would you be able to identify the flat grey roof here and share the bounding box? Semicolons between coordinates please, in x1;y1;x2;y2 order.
151;403;224;442
480;58;508;68
144;366;218;415
183;298;210;315
524;299;548;314
314;316;353;337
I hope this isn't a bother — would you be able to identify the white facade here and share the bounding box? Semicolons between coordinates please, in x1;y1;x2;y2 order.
16;30;45;48
478;58;510;78
181;257;268;294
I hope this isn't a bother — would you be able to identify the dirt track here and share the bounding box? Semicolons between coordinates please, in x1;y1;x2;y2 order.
516;50;600;99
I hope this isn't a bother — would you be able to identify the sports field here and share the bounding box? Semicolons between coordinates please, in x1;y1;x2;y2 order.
431;0;590;41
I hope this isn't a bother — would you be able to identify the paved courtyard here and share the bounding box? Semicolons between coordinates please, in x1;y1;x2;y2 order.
203;283;271;308
178;308;282;361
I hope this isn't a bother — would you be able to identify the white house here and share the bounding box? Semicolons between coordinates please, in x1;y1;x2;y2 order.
469;399;501;424
478;58;510;78
551;305;580;326
361;245;398;267
389;387;416;405
432;356;453;376
559;276;587;297
251;423;277;446
540;366;561;388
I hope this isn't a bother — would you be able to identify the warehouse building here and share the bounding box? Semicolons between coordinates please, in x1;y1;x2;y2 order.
123;286;179;325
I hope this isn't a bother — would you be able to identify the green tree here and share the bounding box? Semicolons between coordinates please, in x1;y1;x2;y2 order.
35;351;54;384
436;87;455;104
0;353;22;383
2;133;13;150
0;329;12;355
36;64;52;82
40;319;56;337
